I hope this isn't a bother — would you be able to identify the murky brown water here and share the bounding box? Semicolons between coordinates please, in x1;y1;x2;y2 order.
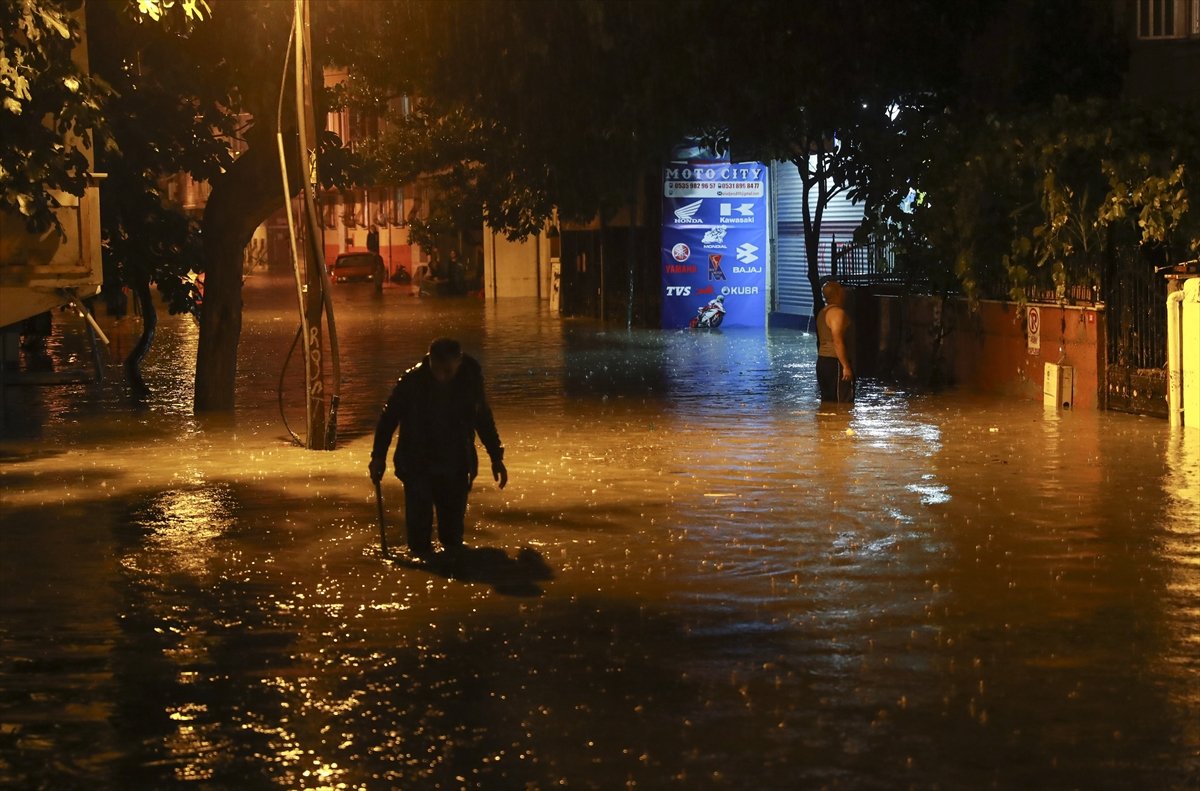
2;275;1198;789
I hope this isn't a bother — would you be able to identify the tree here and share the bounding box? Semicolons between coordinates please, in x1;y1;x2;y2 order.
83;0;357;412
846;0;1135;304
84;0;224;393
334;0;997;320
1;0;109;235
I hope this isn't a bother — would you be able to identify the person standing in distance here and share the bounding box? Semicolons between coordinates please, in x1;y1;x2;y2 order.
366;224;383;292
816;280;855;403
369;338;507;557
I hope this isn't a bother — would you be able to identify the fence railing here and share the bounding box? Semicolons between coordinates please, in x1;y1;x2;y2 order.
829;236;899;283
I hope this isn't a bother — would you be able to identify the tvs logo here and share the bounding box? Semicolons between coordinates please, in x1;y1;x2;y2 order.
665;286;692;297
735;242;759;265
701;227;727;245
670;243;691;262
708;254;727;281
673;200;704;223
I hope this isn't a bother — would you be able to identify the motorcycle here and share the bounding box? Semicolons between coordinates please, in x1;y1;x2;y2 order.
689;295;726;329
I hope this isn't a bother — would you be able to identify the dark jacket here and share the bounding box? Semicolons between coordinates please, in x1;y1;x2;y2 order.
371;354;503;481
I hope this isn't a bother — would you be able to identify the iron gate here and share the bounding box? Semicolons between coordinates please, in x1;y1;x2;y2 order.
1104;264;1168;416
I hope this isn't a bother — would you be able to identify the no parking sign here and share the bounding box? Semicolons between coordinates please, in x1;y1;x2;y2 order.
1027;306;1041;354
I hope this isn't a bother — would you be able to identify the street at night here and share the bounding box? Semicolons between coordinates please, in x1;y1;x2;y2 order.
2;280;1197;788
4;0;1200;788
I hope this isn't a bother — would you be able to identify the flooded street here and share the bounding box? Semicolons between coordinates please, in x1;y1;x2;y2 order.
2;275;1198;789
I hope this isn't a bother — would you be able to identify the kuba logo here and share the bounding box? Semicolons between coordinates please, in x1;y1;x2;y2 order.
673;200;704;223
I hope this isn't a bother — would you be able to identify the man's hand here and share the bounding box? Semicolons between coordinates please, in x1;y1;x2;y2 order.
492;460;508;490
368;458;386;483
840;364;853;382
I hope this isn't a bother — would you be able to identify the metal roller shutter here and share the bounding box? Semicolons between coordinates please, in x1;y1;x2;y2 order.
771;161;865;323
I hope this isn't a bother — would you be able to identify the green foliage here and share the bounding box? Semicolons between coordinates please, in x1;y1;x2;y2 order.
889;99;1200;305
127;0;210;25
82;0;360;313
332;0;686;243
0;0;110;234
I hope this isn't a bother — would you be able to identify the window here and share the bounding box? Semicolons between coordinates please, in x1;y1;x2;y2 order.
1138;0;1193;38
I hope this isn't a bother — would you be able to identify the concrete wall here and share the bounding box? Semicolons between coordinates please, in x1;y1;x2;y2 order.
862;293;1106;409
483;229;553;299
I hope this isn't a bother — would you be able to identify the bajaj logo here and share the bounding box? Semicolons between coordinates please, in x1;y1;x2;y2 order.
708;254;727;281
735;243;759;265
673;200;704;223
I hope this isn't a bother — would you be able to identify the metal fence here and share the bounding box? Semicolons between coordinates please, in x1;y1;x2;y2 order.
829;236;901;284
1103;262;1168;415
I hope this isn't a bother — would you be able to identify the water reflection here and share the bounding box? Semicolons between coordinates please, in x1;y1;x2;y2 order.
123;483;236;577
2;279;1199;788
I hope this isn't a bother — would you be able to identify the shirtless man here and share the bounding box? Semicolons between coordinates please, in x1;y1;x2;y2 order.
815;280;855;403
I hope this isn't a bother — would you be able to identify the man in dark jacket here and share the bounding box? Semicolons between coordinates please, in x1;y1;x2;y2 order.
368;338;507;556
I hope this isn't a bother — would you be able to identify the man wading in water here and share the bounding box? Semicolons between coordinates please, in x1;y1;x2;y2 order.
815;280;855;403
369;338;507;558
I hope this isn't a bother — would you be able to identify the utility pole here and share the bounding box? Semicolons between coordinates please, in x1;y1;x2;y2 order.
293;0;340;449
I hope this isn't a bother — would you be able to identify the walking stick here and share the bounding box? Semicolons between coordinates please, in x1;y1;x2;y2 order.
373;480;390;558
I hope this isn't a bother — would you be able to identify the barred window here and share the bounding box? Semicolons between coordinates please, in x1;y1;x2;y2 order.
1138;0;1193;38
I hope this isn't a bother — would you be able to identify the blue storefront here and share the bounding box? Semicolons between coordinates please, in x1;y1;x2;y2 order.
660;160;769;330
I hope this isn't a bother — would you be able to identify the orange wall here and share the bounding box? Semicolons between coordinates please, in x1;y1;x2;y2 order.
865;294;1105;409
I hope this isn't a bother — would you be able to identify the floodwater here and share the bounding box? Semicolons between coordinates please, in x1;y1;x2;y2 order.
1;275;1198;790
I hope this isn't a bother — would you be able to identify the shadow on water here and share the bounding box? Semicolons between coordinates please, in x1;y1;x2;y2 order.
387;546;554;597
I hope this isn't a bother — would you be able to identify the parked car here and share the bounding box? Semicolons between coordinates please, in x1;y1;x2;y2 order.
329;252;384;283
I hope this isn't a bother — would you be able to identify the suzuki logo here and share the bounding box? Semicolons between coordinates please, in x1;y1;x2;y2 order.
673;200;703;223
735;243;759;265
701;227;727;245
720;202;755;217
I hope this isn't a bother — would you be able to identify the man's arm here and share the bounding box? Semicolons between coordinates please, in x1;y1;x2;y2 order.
828;307;853;381
473;382;506;489
368;379;406;481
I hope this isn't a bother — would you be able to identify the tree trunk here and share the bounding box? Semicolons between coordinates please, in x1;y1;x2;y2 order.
194;132;298;413
796;154;825;315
